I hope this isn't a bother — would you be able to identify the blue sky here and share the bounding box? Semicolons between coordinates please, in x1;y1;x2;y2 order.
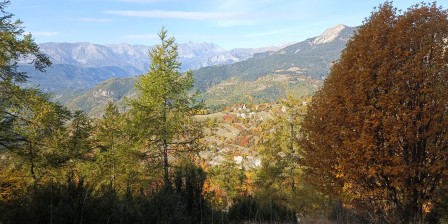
10;0;448;49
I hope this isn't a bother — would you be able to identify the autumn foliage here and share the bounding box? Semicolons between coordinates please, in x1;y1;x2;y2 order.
301;2;448;223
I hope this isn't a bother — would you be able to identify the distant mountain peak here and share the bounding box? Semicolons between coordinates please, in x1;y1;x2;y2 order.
312;24;347;45
178;42;226;59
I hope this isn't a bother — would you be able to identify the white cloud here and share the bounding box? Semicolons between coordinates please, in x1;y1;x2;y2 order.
31;32;60;37
105;10;259;27
105;10;245;20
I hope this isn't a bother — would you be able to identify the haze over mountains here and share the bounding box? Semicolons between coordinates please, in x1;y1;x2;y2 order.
20;41;282;93
37;41;263;71
21;24;356;116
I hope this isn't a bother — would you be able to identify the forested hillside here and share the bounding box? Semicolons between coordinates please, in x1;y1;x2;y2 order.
193;24;356;91
20;41;280;95
60;24;355;116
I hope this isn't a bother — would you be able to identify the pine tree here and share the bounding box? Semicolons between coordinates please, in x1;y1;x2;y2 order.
129;28;202;186
8;92;71;187
0;0;51;150
0;0;75;193
63;110;93;174
255;97;327;214
89;103;141;192
256;97;304;195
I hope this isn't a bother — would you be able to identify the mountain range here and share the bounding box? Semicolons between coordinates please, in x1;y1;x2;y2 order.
194;24;355;91
21;41;282;94
22;24;356;116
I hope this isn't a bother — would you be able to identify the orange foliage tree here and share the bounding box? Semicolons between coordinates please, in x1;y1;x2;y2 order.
301;2;448;223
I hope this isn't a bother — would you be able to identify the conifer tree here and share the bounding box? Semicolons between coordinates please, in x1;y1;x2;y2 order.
90;103;141;192
0;0;73;192
129;28;202;186
256;97;303;195
0;0;51;150
256;97;326;214
301;2;448;223
9;92;71;186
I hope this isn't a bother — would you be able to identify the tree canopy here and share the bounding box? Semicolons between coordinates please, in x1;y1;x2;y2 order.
0;0;52;150
0;0;92;196
301;2;448;223
128;28;202;186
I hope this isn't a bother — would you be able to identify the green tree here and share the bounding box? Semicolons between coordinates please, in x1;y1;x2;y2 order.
255;97;327;216
62;110;93;175
3;95;95;191
301;2;448;223
89;103;142;192
0;0;94;197
8;92;71;187
0;0;51;150
129;28;202;186
208;159;248;207
0;0;76;193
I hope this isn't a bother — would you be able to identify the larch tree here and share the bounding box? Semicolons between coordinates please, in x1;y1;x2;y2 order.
255;96;327;215
0;0;51;150
6;91;71;187
62;110;93;175
255;97;304;202
129;28;202;186
89;103;142;192
301;2;448;223
0;0;76;192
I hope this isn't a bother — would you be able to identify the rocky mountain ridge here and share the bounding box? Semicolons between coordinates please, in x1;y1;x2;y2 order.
21;41;282;93
60;24;357;116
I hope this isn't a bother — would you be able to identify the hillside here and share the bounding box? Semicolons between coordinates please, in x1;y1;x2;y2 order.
197;101;302;169
61;24;356;116
21;42;279;95
193;25;356;91
202;74;319;111
20;64;137;93
63;77;137;115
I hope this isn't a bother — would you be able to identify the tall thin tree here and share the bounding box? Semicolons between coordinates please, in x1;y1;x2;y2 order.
129;28;202;186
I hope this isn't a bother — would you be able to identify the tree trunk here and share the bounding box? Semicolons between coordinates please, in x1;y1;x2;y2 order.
163;138;169;186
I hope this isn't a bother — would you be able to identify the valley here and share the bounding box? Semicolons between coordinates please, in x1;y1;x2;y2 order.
4;1;448;223
24;24;355;116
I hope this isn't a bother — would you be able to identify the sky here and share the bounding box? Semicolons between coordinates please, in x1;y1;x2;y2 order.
9;0;448;50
